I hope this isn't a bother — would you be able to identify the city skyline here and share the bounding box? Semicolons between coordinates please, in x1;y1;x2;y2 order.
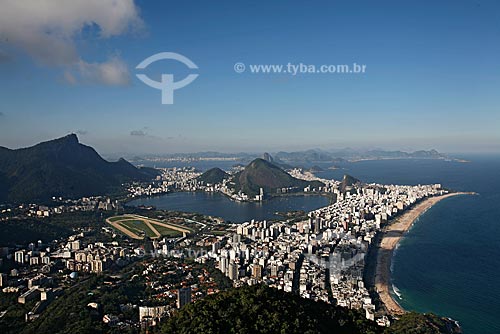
1;0;500;154
1;2;499;333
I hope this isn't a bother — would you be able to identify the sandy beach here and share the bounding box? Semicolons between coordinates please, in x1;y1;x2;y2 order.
374;192;471;316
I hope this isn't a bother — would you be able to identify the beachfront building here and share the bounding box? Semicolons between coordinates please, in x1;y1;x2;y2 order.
207;182;445;324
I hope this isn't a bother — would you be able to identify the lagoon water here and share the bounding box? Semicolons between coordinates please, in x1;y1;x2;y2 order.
133;156;500;333
128;191;330;223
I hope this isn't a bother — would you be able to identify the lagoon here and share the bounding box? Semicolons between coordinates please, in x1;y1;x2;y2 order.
128;191;330;223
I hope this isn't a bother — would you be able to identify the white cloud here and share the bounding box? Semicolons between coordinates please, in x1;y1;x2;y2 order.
0;0;142;85
130;130;146;137
75;57;130;86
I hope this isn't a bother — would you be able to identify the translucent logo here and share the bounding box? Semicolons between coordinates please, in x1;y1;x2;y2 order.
136;52;198;104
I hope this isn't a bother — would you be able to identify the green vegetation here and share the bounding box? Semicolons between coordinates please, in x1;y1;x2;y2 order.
19;273;147;334
209;230;228;236
118;220;157;237
233;158;324;197
275;209;309;223
0;134;158;203
153;224;182;237
1;273;460;334
7;260;234;334
108;216;132;222
385;312;461;334
0;292;35;334
109;215;189;239
159;284;382;334
197;168;229;184
0;212;107;246
159;285;461;334
0;218;71;246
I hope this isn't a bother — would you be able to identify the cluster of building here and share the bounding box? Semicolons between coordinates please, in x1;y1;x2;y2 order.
0;197;121;221
127;166;338;203
136;156;241;164
0;228;149;322
127;166;246;201
118;256;226;328
0;158;447;330
204;182;445;326
127;167;202;197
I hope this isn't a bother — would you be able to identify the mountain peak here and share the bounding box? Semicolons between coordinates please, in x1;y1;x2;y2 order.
0;135;155;203
261;152;274;163
250;157;274;167
340;174;361;193
197;168;229;184
60;133;79;144
233;158;324;197
33;134;80;149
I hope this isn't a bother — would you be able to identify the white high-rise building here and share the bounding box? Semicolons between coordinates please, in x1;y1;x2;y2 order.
14;251;25;264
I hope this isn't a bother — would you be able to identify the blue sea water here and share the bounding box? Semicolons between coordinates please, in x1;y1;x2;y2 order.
318;156;500;334
134;156;500;333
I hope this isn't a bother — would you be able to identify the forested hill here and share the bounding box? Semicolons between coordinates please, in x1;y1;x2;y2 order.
0;134;157;203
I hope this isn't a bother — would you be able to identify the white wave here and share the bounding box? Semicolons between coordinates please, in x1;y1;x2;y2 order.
392;284;403;300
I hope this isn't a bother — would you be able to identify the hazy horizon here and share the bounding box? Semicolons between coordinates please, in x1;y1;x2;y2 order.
0;132;497;159
1;1;499;154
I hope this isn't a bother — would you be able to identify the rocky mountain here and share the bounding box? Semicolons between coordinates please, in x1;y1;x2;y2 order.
340;174;361;193
197;168;230;185
0;134;157;203
232;158;324;197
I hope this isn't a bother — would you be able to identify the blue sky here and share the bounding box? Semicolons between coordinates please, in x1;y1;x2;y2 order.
0;0;499;155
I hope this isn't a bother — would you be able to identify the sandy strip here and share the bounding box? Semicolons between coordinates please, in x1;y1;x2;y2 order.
106;215;191;240
143;219;162;238
106;218;143;239
128;214;191;234
374;192;472;316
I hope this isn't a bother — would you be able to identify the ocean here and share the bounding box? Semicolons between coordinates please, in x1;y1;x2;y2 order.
134;155;500;333
317;156;500;334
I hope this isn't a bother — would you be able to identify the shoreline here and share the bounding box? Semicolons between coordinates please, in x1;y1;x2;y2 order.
127;189;333;205
374;191;474;316
348;157;470;163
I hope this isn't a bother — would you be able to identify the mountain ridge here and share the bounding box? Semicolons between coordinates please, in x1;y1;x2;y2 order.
0;134;157;203
126;148;452;165
197;167;230;185
232;158;324;197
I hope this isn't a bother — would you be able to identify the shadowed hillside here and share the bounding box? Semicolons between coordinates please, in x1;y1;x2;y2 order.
232;158;324;197
0;134;158;203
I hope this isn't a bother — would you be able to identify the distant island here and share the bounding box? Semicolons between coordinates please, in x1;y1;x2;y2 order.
126;148;466;166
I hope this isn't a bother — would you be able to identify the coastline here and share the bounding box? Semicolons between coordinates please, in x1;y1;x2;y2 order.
348;157;470;163
374;191;474;316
